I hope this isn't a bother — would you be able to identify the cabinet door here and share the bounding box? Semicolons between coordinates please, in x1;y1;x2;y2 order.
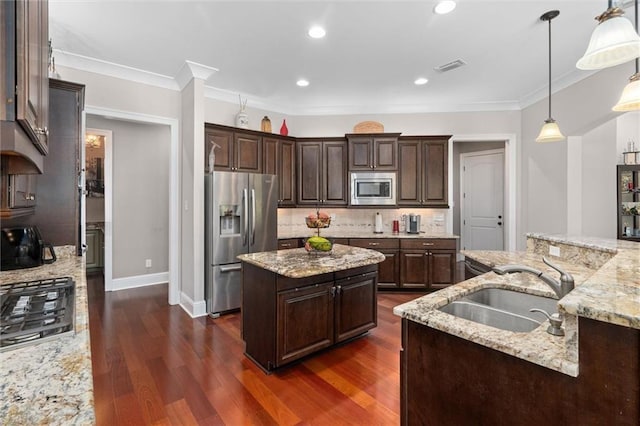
262;137;278;175
373;137;397;170
377;250;400;288
348;137;373;170
234;132;262;172
422;140;448;206
15;0;49;154
429;250;456;289
277;282;334;366
322;141;348;205
400;250;429;288
397;140;422;206
86;229;98;269
206;126;233;171
8;174;37;208
297;141;322;205
335;272;377;342
279;140;296;206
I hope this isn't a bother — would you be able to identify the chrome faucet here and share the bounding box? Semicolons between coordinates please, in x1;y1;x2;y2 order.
492;256;575;299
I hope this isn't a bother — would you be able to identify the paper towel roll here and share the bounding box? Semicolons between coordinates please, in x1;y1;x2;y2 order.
374;212;383;233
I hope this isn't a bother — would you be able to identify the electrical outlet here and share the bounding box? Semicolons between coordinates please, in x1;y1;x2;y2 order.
145;259;152;268
549;245;560;257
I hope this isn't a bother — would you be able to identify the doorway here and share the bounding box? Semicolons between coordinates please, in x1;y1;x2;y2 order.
460;149;505;251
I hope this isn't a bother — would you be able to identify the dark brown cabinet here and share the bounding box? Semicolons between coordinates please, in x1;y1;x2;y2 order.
618;164;640;242
296;139;348;206
263;137;296;206
346;133;399;171
399;239;456;290
205;124;262;173
277;238;301;250
242;263;378;371
397;137;450;207
349;239;400;289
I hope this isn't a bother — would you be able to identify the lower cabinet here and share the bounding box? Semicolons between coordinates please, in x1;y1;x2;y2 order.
349;239;400;289
399;239;457;290
242;263;378;371
86;227;104;272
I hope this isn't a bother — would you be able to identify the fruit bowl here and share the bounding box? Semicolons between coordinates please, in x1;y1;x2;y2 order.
305;216;331;229
303;237;333;255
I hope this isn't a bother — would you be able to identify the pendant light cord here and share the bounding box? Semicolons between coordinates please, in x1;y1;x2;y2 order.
635;0;639;74
547;15;552;119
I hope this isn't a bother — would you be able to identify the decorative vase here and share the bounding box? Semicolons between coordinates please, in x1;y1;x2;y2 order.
261;116;272;133
280;119;288;136
236;110;249;129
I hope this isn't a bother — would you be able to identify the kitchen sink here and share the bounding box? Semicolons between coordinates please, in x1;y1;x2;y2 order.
438;287;558;332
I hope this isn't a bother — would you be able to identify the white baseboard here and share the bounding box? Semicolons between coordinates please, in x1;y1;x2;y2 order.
110;272;169;291
179;292;208;318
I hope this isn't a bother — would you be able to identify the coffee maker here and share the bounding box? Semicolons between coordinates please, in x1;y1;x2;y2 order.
406;214;421;234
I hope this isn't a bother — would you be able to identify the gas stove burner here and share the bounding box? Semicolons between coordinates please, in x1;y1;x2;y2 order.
1;277;75;352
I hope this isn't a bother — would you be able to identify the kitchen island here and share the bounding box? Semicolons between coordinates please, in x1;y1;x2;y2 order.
394;234;639;424
0;246;95;425
238;244;385;372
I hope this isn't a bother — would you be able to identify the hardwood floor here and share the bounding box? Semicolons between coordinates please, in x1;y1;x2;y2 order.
87;274;428;425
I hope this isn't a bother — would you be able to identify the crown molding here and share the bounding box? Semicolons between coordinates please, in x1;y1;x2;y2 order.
518;68;598;110
54;50;527;115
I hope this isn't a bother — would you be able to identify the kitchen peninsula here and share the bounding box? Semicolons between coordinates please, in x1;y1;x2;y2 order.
238;244;385;372
394;234;640;424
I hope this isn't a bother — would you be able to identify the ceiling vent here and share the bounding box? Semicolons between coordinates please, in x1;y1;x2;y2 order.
434;59;466;73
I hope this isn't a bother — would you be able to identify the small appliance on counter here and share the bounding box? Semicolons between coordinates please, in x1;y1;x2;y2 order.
1;226;56;271
406;214;421;234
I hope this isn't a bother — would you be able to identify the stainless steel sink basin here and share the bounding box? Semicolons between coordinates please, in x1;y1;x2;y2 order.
438;287;558;332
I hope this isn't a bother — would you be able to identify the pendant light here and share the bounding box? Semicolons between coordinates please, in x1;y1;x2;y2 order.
576;1;640;70
613;0;640;111
536;10;565;143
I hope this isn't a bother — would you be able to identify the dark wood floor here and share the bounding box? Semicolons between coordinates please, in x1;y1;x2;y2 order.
87;263;466;425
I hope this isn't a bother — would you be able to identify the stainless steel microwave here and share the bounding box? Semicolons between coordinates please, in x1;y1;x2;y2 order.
350;172;396;205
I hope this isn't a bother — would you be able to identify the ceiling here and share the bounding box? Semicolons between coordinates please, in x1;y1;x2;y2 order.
48;0;636;115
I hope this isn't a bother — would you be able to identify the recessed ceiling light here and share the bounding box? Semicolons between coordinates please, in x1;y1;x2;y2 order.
308;26;326;39
296;79;310;87
434;1;456;15
414;77;429;85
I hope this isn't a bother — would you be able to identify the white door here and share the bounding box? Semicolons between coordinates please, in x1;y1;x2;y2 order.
461;150;504;251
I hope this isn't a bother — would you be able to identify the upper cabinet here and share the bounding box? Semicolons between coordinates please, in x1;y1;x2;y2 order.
346;133;399;171
1;0;49;159
263;137;296;207
398;137;450;207
296;139;348;206
204;124;262;173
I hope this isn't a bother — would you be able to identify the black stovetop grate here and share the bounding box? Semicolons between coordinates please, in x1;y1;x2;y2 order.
0;276;75;351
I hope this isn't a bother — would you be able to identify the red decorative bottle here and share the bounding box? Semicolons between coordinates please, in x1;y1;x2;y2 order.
280;119;288;136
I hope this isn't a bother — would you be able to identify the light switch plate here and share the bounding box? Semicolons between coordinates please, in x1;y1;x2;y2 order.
549;245;560;257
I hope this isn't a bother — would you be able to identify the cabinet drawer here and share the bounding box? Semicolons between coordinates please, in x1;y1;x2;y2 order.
348;238;399;250
400;239;456;250
278;238;301;250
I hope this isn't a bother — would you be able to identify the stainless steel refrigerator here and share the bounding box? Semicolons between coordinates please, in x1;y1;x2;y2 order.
205;171;278;316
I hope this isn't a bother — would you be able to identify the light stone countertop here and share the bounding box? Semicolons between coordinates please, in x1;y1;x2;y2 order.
238;244;385;278
0;246;95;425
393;234;640;377
277;228;459;240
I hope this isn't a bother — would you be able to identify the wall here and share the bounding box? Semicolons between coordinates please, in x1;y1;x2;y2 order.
86;115;171;279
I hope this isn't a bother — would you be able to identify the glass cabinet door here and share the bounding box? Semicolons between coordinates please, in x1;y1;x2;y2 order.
618;165;640;241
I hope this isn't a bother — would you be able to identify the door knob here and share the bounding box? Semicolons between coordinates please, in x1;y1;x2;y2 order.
498;215;502;219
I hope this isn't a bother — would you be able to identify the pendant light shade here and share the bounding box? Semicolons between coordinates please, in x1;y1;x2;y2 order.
613;0;640;111
536;119;566;143
536;10;565;144
576;7;640;70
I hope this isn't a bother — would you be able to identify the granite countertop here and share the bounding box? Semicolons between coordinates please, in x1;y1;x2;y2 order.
393;234;640;377
238;244;385;278
0;246;95;425
278;228;459;240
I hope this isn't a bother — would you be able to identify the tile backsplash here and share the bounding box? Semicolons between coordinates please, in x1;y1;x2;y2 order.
278;207;449;235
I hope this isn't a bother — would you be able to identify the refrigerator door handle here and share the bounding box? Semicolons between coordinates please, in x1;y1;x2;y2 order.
220;264;242;273
251;188;256;245
243;188;248;246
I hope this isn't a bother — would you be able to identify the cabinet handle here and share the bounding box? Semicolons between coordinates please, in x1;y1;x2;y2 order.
330;287;336;297
336;285;342;295
368;242;379;246
280;243;291;248
35;127;49;136
422;243;434;246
